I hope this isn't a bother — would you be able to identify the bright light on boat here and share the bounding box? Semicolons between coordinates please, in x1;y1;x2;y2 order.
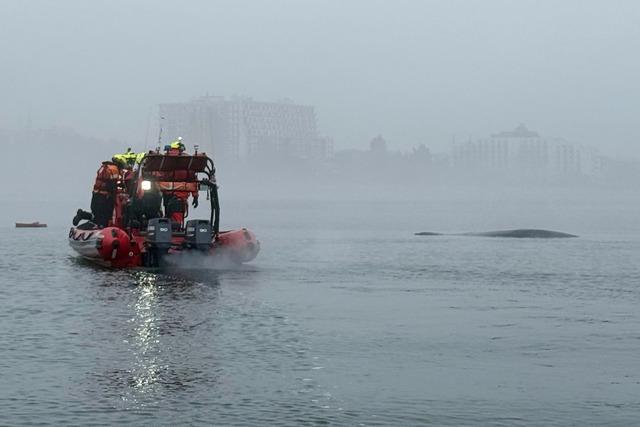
141;180;152;191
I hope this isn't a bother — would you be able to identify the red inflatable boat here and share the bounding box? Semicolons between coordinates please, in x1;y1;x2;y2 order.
69;149;259;268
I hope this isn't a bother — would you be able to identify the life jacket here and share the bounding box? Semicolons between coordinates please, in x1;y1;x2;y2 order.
93;162;121;195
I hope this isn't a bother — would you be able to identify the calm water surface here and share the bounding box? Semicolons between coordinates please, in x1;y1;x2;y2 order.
1;199;639;426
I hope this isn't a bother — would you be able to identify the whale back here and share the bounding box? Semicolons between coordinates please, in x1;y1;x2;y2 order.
415;229;577;238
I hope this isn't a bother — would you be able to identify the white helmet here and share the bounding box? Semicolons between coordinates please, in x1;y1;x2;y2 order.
177;136;183;141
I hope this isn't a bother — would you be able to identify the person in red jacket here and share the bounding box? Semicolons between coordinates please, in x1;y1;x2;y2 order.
91;161;121;227
73;161;121;227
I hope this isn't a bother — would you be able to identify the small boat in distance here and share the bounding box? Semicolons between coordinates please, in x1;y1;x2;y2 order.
15;222;47;228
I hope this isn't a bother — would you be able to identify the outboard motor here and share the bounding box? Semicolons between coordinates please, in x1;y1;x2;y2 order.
145;218;172;267
185;219;212;251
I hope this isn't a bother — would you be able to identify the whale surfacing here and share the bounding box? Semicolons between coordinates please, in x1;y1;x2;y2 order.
415;229;577;238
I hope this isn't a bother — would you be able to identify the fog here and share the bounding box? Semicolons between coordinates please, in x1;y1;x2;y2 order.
4;4;640;424
2;0;640;225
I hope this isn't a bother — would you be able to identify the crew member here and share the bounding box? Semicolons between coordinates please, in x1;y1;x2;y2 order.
112;148;141;169
72;160;121;227
112;148;134;168
157;137;199;227
161;181;198;225
167;137;185;153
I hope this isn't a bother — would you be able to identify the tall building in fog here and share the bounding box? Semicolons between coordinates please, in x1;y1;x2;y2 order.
159;95;332;162
452;124;602;179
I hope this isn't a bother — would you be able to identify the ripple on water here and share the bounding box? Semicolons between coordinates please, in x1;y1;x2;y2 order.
2;219;640;425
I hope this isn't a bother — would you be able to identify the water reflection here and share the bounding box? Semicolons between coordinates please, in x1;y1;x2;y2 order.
126;271;223;400
86;269;223;409
129;272;161;396
72;257;337;423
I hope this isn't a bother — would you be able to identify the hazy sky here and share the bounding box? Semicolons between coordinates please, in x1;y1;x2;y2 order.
2;0;639;156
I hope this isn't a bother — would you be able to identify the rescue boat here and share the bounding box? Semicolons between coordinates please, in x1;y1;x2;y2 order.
68;149;259;268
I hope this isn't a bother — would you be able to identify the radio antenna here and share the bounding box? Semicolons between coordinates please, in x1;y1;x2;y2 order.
143;107;152;150
157;116;165;147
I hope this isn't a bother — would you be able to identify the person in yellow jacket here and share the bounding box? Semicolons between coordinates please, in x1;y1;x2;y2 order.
113;148;147;168
167;136;186;153
112;148;137;168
